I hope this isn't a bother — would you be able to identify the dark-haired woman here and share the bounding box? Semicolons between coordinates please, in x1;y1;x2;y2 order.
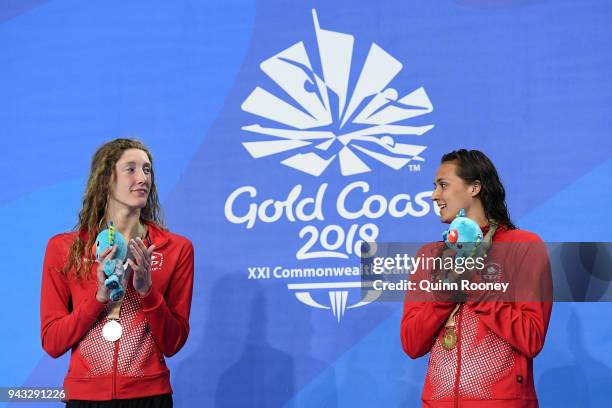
401;149;552;407
40;139;194;408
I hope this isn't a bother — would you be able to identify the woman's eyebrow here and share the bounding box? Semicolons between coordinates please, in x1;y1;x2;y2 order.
122;161;151;167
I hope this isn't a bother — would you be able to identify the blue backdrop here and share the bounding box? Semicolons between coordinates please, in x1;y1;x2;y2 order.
1;0;611;407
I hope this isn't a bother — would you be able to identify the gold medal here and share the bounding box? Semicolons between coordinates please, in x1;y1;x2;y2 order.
441;303;461;350
441;326;457;350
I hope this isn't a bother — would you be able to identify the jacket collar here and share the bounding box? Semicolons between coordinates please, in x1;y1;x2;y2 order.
481;223;508;236
146;221;169;250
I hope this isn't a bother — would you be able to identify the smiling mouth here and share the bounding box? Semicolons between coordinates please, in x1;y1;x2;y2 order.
438;204;447;211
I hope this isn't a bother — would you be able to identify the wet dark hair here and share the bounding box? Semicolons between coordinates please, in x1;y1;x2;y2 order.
441;149;516;229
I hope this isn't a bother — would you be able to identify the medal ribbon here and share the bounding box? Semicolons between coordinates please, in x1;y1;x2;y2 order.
441;219;499;349
445;303;461;330
101;223;149;340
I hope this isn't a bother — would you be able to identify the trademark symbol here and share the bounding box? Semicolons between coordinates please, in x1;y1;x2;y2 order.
409;164;421;172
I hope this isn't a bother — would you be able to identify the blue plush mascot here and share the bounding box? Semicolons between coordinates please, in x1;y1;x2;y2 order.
443;208;483;259
95;222;128;301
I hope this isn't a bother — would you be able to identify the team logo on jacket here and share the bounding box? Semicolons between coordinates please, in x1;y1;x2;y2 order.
479;262;502;283
150;252;164;272
240;9;434;177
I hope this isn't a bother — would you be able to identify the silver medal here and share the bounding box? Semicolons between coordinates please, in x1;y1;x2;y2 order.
102;319;122;342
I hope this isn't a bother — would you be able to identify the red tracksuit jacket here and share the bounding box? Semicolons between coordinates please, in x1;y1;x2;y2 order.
40;222;194;400
401;226;553;407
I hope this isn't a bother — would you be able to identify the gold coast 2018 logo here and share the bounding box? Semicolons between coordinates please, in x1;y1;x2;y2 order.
240;9;433;177
224;9;436;321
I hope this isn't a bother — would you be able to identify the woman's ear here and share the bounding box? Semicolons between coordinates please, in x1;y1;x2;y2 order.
471;180;481;197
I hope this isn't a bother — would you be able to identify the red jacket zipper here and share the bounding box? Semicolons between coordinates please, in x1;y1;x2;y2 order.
454;305;463;408
112;340;119;399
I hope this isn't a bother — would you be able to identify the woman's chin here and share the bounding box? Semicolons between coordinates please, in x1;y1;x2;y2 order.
439;214;452;224
128;201;147;210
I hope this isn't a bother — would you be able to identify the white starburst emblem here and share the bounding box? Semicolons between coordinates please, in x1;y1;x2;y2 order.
241;9;434;177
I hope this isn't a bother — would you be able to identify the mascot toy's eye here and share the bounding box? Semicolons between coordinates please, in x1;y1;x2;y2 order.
442;208;484;260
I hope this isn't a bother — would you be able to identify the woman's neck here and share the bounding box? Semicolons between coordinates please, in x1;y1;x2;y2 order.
466;202;488;229
106;208;144;241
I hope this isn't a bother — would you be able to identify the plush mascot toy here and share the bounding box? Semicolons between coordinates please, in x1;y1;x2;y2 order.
443;208;483;261
95;222;128;301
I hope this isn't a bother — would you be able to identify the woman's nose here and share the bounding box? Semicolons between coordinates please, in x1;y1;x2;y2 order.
135;169;147;182
431;187;440;201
